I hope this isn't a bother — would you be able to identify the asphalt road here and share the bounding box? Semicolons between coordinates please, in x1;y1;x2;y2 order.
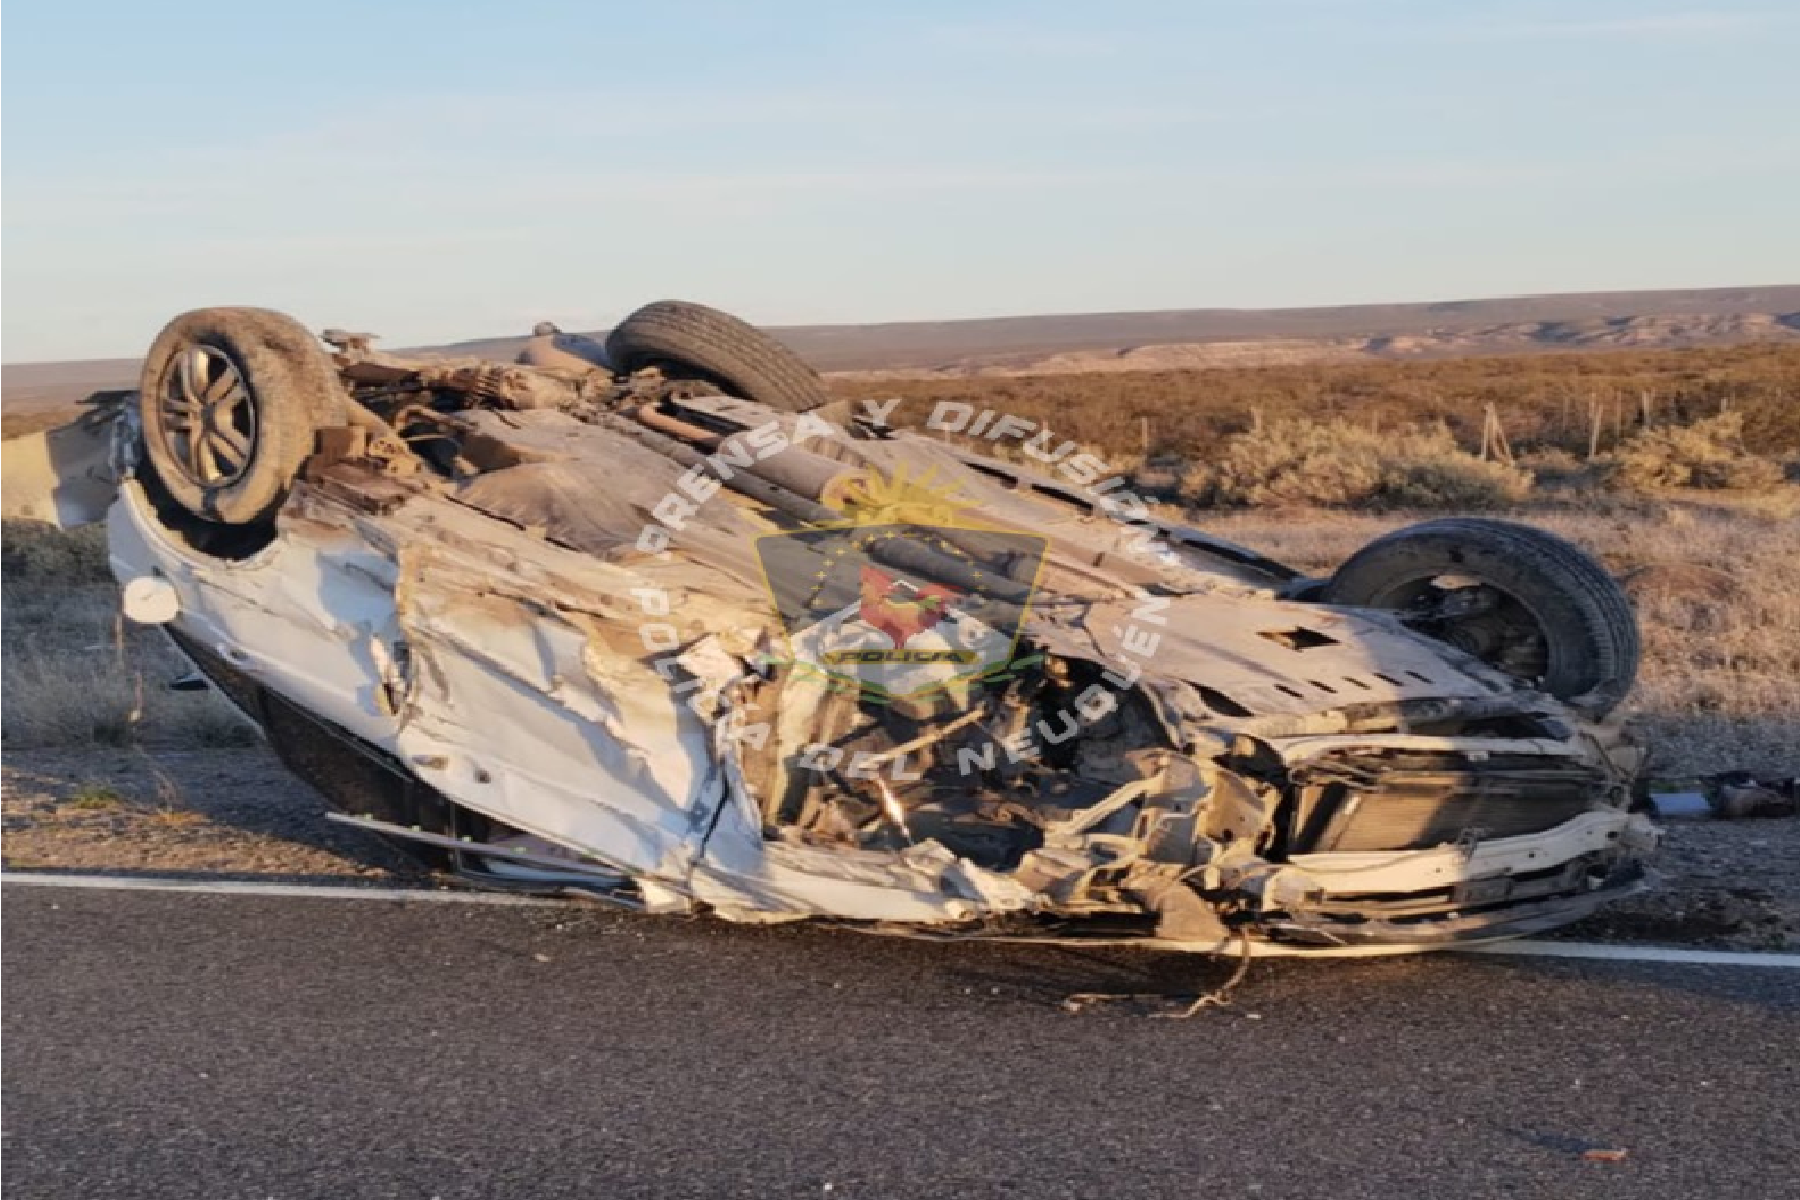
5;887;1797;1200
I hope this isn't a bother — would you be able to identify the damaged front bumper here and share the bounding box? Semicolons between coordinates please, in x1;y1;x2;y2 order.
853;806;1656;958
1132;734;1657;954
1244;809;1657;953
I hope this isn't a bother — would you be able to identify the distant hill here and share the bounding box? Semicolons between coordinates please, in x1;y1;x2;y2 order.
2;358;141;414
426;285;1800;372
7;285;1798;413
844;310;1800;379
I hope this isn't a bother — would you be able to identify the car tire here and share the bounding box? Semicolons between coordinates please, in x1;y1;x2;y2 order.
1321;517;1640;716
139;308;346;526
606;300;830;413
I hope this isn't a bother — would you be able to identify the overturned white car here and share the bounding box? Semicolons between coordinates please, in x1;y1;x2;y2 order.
10;302;1656;954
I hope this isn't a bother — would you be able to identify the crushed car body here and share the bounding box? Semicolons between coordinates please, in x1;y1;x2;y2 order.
5;302;1658;954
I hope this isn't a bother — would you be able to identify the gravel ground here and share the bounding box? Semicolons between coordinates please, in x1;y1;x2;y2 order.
0;747;421;883
4;745;1796;948
1563;815;1800;950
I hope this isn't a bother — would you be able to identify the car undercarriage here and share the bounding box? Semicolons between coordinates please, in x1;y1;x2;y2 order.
6;301;1658;955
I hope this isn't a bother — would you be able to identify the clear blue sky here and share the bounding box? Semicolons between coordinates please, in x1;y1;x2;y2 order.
3;1;1797;362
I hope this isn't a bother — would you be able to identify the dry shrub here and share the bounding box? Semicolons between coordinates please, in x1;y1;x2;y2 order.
3;637;145;747
2;520;111;585
2;521;257;750
1516;446;1596;494
1619;563;1748;634
1693;456;1788;491
1602;413;1787;493
1;583;259;750
834;343;1800;464
1181;420;1530;509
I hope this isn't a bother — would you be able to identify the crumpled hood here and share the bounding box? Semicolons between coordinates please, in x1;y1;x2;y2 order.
1041;591;1513;722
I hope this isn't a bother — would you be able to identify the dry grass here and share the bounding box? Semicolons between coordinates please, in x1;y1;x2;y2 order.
1181;419;1531;509
1;406;85;441
833;342;1800;462
1;520;257;750
1601;411;1788;493
65;782;126;810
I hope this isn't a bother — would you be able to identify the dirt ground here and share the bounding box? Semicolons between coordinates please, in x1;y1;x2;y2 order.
4;745;1794;950
1;747;422;884
1564;814;1800;950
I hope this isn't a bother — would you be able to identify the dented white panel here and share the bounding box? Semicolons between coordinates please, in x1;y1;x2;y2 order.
1289;810;1656;895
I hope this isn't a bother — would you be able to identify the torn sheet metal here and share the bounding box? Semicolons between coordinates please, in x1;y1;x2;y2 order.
67;312;1660;956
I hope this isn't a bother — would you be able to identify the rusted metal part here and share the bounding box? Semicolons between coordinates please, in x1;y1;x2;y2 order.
299;459;434;515
590;409;840;521
417;362;584;411
633;402;858;503
631;403;723;447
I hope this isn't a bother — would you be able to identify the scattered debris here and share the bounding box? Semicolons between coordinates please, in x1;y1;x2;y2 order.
1648;774;1798;821
1706;772;1798;820
1063;937;1255;1017
1648;789;1715;821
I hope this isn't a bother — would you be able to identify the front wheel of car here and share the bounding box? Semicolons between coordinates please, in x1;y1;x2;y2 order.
1321;517;1640;717
138;307;345;526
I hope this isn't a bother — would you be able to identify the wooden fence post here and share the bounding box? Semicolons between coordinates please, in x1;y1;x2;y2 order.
1480;403;1514;465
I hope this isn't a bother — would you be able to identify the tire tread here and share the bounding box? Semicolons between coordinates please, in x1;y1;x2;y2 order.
1323;517;1640;715
606;300;828;413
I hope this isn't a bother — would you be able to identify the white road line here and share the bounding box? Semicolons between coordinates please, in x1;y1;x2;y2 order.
1462;939;1800;969
5;872;1799;969
0;872;563;907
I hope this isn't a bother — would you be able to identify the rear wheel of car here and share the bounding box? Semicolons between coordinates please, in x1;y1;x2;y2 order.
606;299;830;413
1321;517;1640;716
139;308;345;526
